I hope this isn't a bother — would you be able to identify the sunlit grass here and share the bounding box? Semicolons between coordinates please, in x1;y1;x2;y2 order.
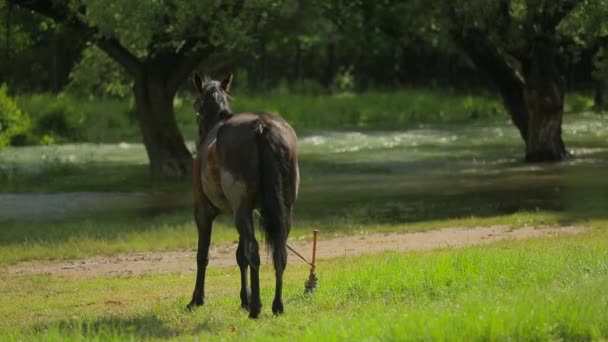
1;229;607;340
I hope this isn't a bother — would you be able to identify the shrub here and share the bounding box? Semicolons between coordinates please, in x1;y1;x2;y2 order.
0;85;31;147
66;46;132;99
18;93;85;143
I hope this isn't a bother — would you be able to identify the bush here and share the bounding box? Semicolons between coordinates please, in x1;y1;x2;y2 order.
66;46;132;99
17;93;86;143
565;93;595;114
0;85;31;147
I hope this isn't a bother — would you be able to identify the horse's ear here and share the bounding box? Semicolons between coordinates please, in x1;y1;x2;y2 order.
220;73;233;93
193;73;203;92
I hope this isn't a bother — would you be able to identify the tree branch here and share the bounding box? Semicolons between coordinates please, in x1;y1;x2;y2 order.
448;3;529;141
166;0;245;91
9;0;142;76
167;48;239;93
542;0;580;31
96;38;143;78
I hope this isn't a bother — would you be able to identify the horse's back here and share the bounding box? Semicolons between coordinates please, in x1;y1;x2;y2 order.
215;112;298;210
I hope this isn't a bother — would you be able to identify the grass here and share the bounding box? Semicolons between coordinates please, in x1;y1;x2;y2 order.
1;229;607;340
14;89;506;145
12;89;596;146
0;210;577;267
1;112;608;265
230;90;504;130
1;96;608;339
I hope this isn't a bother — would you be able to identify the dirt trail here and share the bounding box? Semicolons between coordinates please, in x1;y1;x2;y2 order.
5;225;583;278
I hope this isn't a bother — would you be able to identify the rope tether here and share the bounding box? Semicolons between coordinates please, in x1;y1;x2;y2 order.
286;229;318;293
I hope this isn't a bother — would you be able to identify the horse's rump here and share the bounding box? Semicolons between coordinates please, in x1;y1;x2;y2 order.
216;112;298;253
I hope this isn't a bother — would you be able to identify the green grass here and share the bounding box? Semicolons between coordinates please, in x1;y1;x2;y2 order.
14;89;505;145
1;229;607;340
1;112;608;266
1;96;608;339
0;209;578;267
231;90;504;130
12;89;597;146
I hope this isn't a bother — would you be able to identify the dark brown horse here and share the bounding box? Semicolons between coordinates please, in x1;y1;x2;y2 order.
187;73;299;318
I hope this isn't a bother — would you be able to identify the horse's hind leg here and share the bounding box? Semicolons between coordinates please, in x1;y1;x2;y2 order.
235;206;261;318
271;206;291;315
187;199;217;310
236;240;250;309
271;241;287;315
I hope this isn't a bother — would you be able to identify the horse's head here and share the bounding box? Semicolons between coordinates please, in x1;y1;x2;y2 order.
192;73;234;142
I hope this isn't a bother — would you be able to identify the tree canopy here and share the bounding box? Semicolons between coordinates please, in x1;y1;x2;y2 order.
4;0;608;174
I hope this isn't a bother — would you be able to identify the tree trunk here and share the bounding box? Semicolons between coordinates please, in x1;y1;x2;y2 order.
133;71;192;179
450;30;530;143
522;39;568;162
594;79;607;112
322;42;336;88
452;28;569;162
497;80;529;142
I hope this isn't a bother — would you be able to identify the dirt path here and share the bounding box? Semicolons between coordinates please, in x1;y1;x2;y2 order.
5;225;583;278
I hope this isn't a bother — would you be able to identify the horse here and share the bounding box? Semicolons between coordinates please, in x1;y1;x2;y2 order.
187;73;299;319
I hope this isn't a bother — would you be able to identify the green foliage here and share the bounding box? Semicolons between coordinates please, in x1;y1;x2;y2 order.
17;93;86;143
1;2;86;93
593;45;608;82
232;90;504;129
565;92;595;113
66;46;132;99
0;85;30;147
70;0;298;57
559;0;608;45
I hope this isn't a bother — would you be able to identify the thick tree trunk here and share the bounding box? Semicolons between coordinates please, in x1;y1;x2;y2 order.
522;39;568;162
453;29;569;162
133;72;192;179
497;80;529;142
451;30;530;143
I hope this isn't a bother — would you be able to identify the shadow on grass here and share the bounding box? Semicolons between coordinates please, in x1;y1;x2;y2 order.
0;162;190;193
32;313;213;340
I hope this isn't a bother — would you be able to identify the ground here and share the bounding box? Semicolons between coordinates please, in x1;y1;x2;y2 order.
6;225;583;278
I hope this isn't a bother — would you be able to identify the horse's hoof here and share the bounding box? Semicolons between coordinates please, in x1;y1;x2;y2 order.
248;303;261;319
272;299;284;315
186;299;204;311
240;302;249;311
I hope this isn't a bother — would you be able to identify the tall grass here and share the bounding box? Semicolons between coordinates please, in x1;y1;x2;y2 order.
13;90;505;145
231;90;504;130
13;90;597;146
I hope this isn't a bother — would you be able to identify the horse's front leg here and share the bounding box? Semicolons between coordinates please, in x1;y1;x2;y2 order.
187;199;218;310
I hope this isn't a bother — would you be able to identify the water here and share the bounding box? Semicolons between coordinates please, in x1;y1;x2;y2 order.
0;192;189;221
1;113;607;223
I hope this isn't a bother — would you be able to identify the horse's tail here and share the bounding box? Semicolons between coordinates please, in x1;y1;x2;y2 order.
256;124;292;267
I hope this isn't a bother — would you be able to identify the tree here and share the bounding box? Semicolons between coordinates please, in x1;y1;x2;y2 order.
1;1;86;93
10;0;296;178
448;0;576;161
405;0;608;161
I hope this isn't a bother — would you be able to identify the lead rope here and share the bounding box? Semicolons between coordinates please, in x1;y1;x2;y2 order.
286;229;318;294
